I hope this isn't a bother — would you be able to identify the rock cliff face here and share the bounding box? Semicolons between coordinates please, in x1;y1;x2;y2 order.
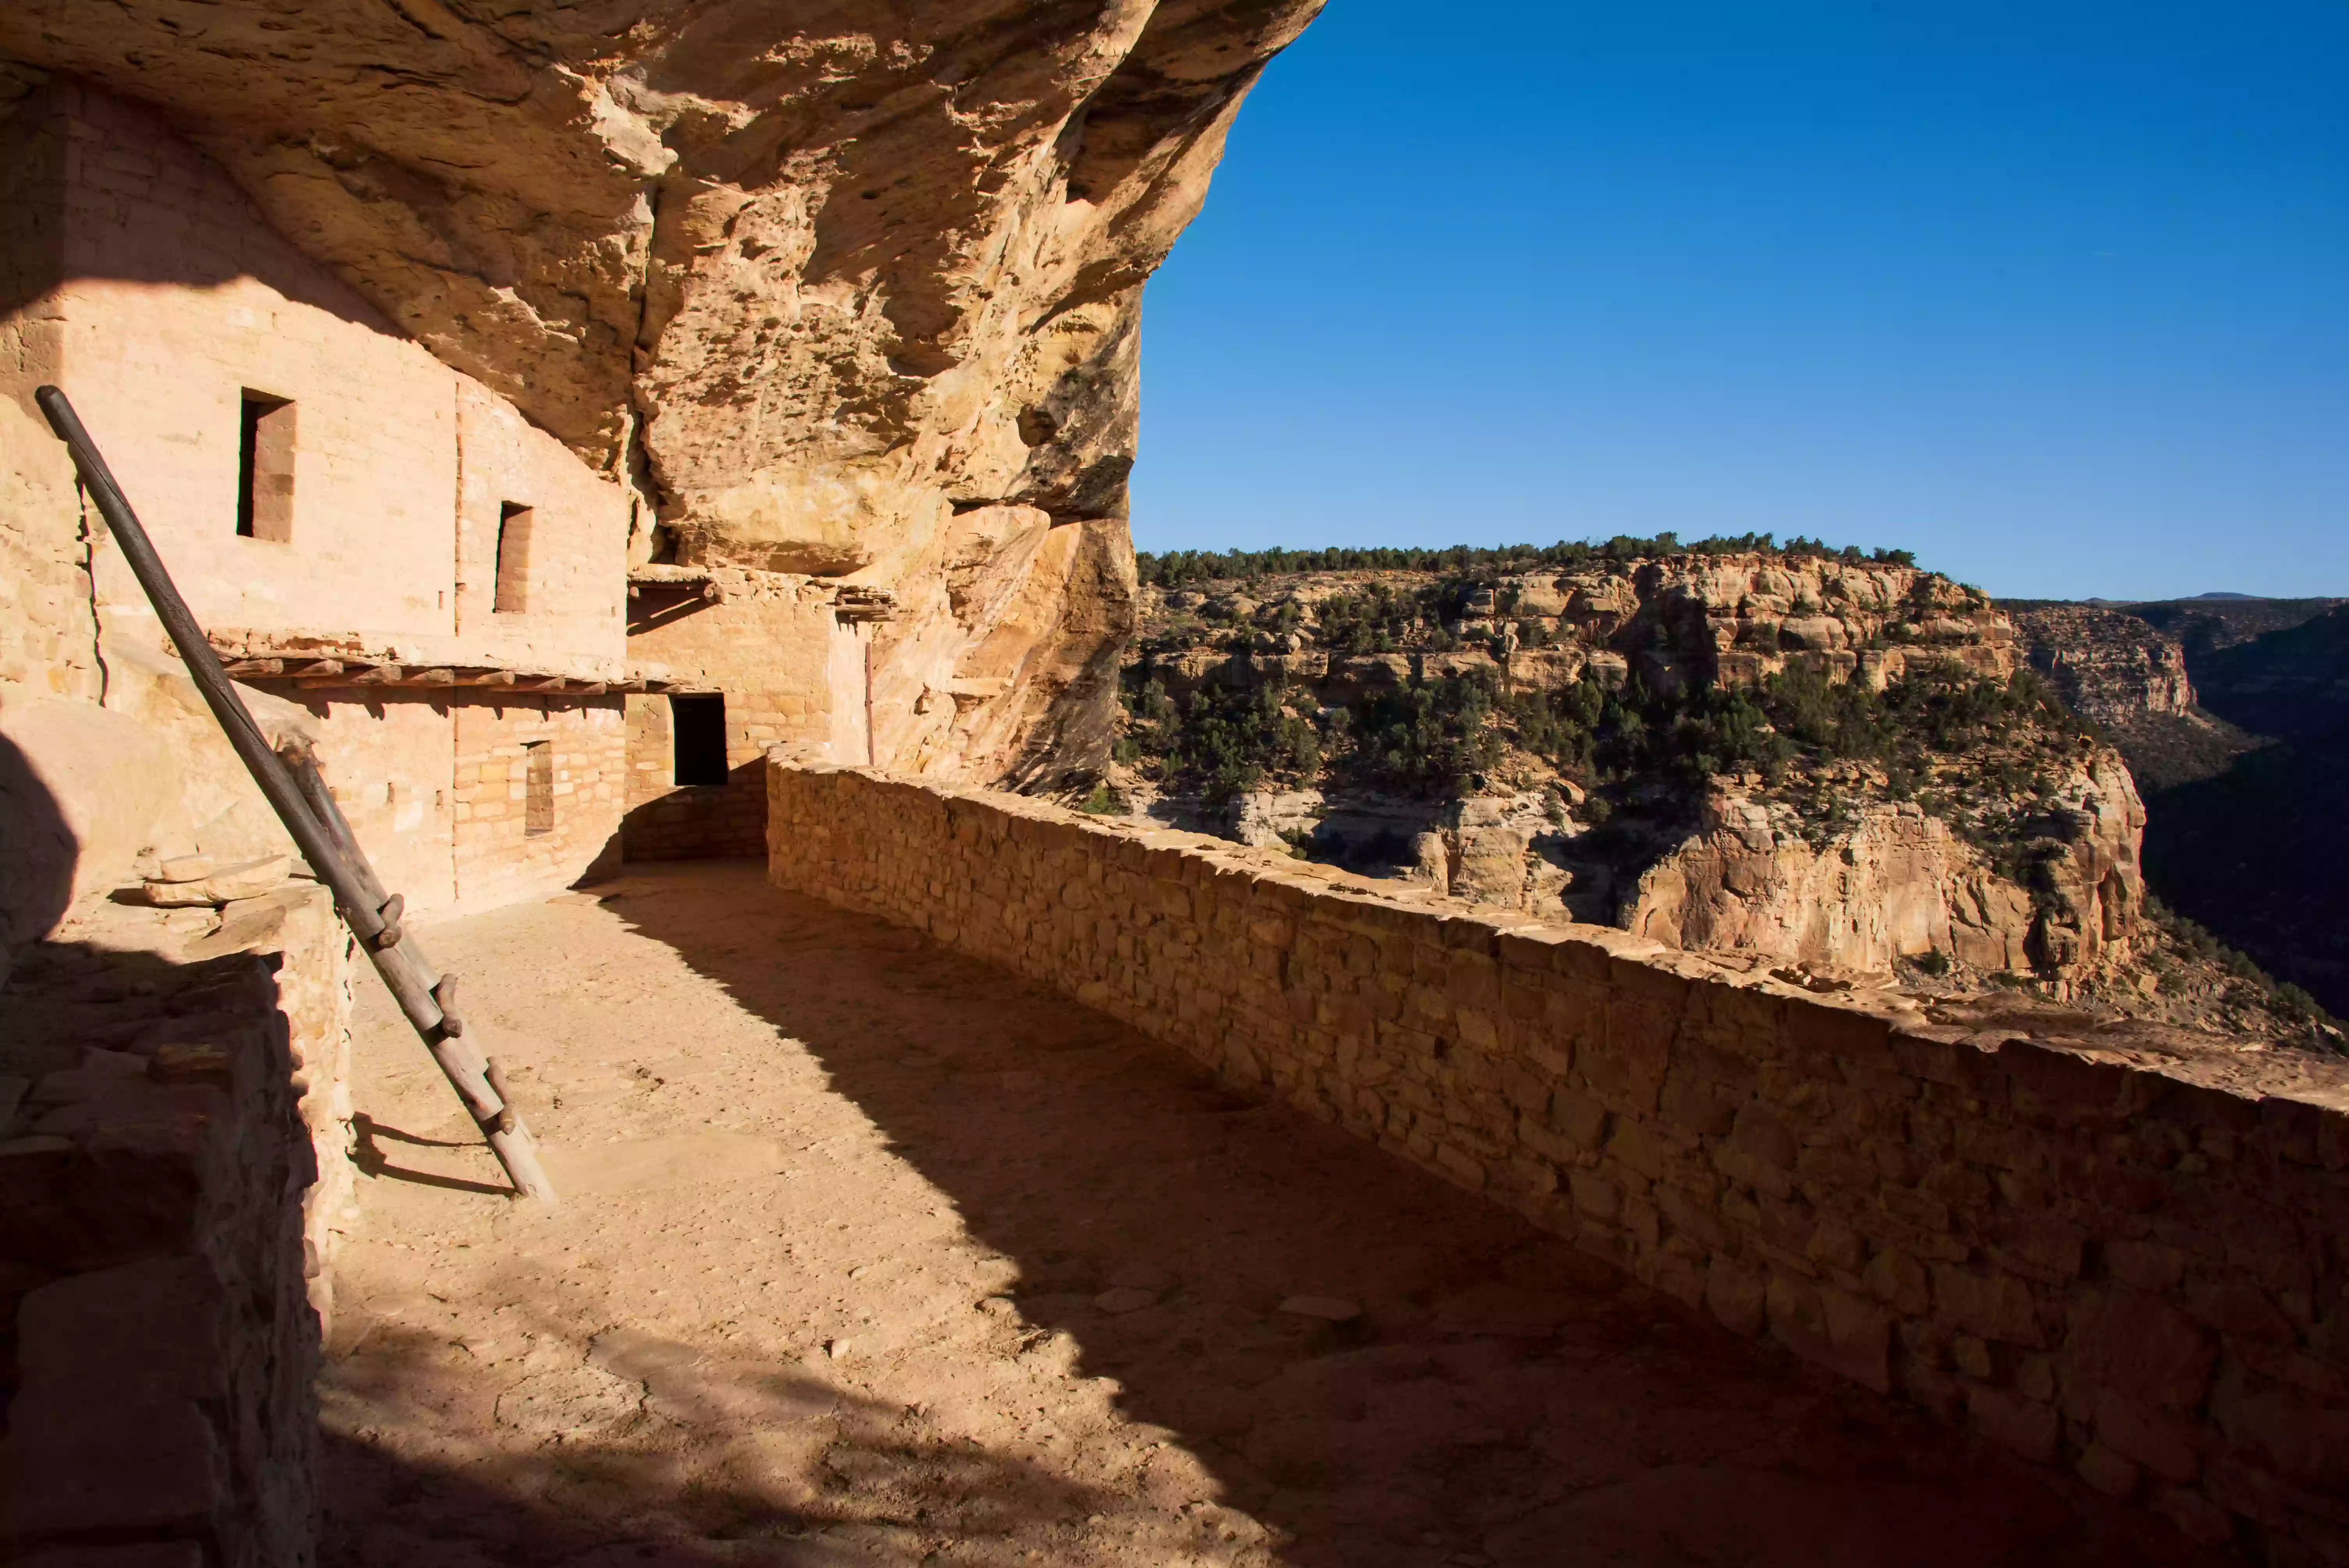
1;0;1324;784
2009;601;2261;794
2142;604;2349;1015
1518;555;2019;693
1624;756;2145;977
1116;550;2157;989
2009;604;2193;726
1144;552;2018;706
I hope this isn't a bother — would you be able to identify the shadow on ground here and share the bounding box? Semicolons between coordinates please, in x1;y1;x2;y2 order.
321;1312;1134;1568
495;863;2217;1568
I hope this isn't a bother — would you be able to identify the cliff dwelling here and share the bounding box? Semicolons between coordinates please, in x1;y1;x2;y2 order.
1;6;2345;1568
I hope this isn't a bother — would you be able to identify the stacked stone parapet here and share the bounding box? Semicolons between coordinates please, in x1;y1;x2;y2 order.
768;758;2349;1562
0;886;351;1565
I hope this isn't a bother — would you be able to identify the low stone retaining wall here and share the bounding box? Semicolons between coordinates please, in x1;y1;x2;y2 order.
770;759;2349;1563
0;884;352;1566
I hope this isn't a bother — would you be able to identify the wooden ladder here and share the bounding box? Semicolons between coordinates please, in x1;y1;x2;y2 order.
36;384;556;1204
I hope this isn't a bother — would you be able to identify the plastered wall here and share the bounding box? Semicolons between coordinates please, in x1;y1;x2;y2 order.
453;381;628;675
768;760;2349;1563
0;82;630;675
0;81;631;930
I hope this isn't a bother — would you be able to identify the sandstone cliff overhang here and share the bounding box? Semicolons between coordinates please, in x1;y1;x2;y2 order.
0;2;1325;567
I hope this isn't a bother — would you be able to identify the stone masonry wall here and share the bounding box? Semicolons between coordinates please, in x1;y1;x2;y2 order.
769;759;2349;1563
622;572;847;860
451;694;625;910
0;882;353;1566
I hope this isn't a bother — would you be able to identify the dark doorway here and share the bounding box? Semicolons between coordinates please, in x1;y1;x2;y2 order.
671;693;728;786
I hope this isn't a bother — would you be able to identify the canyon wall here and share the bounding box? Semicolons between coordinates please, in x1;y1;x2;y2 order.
2;0;1327;789
1535;554;2019;693
1146;553;2019;706
1124;556;2156;982
2012;606;2197;728
1627;755;2147;978
768;758;2349;1563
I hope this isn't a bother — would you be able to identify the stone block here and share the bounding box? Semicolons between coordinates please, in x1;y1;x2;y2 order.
1862;1245;1930;1316
1546;1085;1607;1150
1805;1215;1864;1274
1713;1105;1797;1201
16;1254;230;1404
2209;1365;2349;1491
1889;1030;1996;1089
1931;1263;2043;1347
1655;1183;1728;1252
2094;1388;2205;1483
1796;1000;1895;1065
1726;1101;1797;1169
1995;1040;2140;1122
2149;1486;2237;1548
1592;1006;1673;1112
1951;1117;2042;1173
1706;1254;1766;1336
1767;1271;1891;1392
1435;1143;1486;1190
2063;1287;2216;1411
1794;1138;1876;1191
1984;1210;2083;1286
1894;1353;1965;1423
2104;1239;2186;1293
2256;1095;2327;1167
1568;1170;1618;1222
2076;1436;2151;1502
0;1393;225;1537
1604;1119;1668;1182
2186;1274;2297;1345
1657;1065;1741;1137
1966;1383;2060;1464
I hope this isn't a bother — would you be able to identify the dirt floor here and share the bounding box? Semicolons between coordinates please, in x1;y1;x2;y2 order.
320;861;2226;1568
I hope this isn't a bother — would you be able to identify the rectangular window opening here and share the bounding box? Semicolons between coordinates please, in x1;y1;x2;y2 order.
670;693;729;787
494;502;535;613
523;741;554;837
235;391;296;542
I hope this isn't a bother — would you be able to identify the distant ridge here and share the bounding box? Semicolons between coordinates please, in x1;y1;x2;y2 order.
2194;592;2262;600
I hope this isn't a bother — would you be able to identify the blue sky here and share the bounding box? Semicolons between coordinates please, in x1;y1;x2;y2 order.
1126;2;2349;600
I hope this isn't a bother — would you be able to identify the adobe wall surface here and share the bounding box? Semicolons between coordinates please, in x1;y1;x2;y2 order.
0;882;354;1565
453;381;629;675
301;697;461;914
768;760;2349;1563
0;82;633;941
0;82;631;677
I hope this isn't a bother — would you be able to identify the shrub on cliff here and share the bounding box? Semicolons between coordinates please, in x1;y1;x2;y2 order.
1117;673;1321;807
1137;535;1919;589
1311;583;1448;654
1351;666;1506;795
